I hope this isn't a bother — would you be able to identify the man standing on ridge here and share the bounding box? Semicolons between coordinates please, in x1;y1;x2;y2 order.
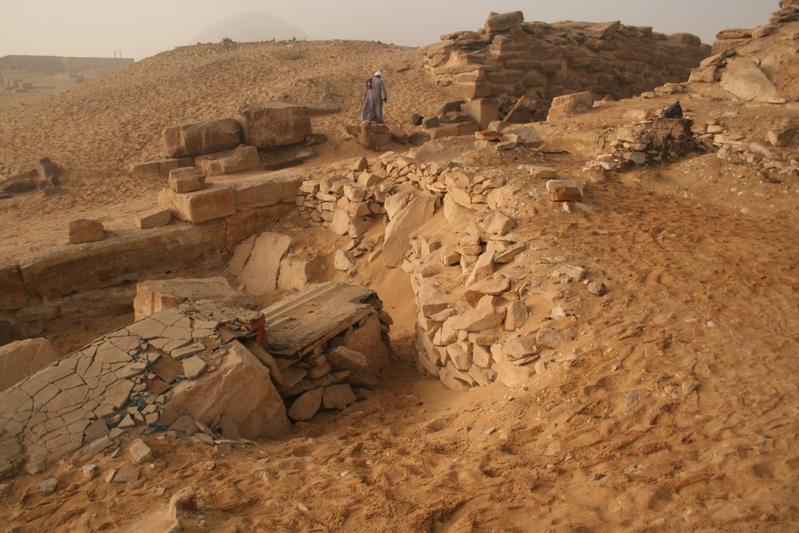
361;70;388;123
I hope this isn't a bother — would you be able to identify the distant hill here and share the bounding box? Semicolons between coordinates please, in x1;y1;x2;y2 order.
194;11;309;43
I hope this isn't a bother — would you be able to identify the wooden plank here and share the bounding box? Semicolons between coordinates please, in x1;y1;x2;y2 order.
502;95;529;124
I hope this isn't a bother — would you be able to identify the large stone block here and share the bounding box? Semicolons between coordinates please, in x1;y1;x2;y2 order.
0;265;27;312
463;98;499;130
166;341;290;439
240;103;311;148
162;119;242;158
159;186;236;224
197;146;261;176
547;92;594;122
358;122;392;151
68;219;105;244
19;223;226;299
224;205;288;252
209;172;301;211
719;57;778;102
129;158;192;179
0;338;58;393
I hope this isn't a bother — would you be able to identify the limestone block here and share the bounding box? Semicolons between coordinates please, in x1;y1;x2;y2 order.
463;98;499;130
197;146;260;176
547;92;595;122
162;119;242;158
166;341;290;439
240;103;311;148
168;167;206;193
135;208;172;230
160;186;236;224
358;122;392;151
720;58;778;102
485;11;524;33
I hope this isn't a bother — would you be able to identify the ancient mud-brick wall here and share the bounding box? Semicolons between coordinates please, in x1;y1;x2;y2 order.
424;11;711;102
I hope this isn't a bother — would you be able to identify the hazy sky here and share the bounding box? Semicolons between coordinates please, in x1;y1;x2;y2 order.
0;0;776;60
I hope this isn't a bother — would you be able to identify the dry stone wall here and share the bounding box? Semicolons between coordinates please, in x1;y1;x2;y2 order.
424;11;710;104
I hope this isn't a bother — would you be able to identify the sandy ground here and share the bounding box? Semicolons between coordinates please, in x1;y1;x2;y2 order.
1;38;799;531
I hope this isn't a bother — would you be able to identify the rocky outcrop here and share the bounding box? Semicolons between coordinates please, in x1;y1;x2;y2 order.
688;2;799;102
424;11;709;103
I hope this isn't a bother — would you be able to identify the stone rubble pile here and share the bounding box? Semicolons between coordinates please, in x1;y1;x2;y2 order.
0;284;391;479
585;114;702;171
424;11;709;102
703;120;799;178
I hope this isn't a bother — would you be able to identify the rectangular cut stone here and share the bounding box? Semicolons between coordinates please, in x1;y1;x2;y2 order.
209;172;301;211
463;98;499;130
129;158;183;179
196;146;260;176
19;223;226;299
224;205;290;252
160;186;236;224
240;103;311;148
162;119;242;158
135;208;172;230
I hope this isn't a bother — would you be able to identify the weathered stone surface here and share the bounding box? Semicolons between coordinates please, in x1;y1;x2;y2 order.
128;439;152;464
129;158;188;179
384;191;437;267
168;167;206;193
238;232;292;295
69;219;105;244
182;356;207;379
482;212;515;236
0;265;27;311
240;103;311;148
211;172;301;211
288;388;324;421
485;11;523;33
457;295;507;332
20;223;225;299
163;119;242;158
0;338;58;393
159;186;236;224
133;277;244;321
495;360;535;387
465;251;495;286
463;98;499;130
505;125;544;148
546;179;584;202
327;346;369;371
505;301;529;331
197;146;260;176
334;250;352;271
135;208;172;230
547;92;594;122
720;58;778;102
167;341;290;439
358;122;392;151
322;384;356;410
463;276;510;306
277;255;326;292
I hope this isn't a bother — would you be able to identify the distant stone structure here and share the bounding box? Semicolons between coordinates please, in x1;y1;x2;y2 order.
0;55;134;75
424;11;710;105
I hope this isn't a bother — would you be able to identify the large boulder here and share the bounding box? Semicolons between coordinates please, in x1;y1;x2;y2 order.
463;98;499;130
720;57;778;102
383;191;436;267
166;341;290;439
0;338;58;393
162;119;242;158
240;104;311;148
197;146;260;176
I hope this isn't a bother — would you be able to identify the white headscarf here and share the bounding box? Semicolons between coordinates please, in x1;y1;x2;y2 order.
374;70;382;77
